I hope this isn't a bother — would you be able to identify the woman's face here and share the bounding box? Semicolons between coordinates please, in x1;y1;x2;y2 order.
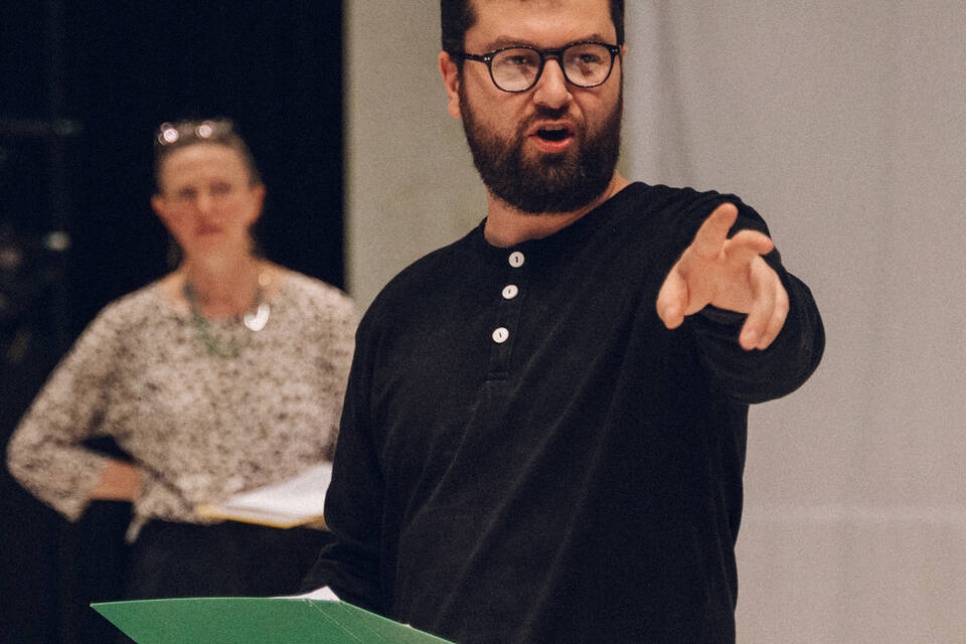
151;143;264;263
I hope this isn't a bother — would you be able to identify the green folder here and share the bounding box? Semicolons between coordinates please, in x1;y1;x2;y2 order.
91;597;455;643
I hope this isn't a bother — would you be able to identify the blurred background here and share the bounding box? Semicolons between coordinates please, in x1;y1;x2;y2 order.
1;2;343;641
3;2;965;643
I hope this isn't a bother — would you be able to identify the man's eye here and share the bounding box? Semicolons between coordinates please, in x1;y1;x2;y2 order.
211;183;233;196
497;50;538;69
177;188;196;201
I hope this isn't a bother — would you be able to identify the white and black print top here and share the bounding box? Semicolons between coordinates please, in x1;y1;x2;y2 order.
7;270;357;541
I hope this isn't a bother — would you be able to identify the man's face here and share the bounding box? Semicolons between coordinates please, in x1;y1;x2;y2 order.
450;0;623;214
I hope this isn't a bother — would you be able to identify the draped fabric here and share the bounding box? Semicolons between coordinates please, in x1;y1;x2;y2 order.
624;4;966;642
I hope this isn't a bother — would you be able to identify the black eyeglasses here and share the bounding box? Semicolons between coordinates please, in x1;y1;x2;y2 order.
156;119;236;146
449;41;621;93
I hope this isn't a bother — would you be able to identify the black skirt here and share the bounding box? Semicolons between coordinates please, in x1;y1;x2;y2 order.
124;520;333;600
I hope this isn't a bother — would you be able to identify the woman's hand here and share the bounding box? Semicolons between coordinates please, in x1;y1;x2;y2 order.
92;459;143;502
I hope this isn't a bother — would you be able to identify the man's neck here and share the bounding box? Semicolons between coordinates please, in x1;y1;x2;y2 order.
483;173;631;248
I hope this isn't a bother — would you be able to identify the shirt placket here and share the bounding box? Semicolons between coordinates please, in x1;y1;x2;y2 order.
487;249;528;380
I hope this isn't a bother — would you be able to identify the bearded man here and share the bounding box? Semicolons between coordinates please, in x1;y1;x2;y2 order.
301;1;825;642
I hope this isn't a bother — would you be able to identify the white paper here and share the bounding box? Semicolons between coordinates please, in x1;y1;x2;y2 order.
278;586;341;601
221;463;332;518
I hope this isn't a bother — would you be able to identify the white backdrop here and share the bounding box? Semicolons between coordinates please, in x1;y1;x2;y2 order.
347;3;966;641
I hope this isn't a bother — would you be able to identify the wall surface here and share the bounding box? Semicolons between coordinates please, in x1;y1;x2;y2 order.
345;3;483;310
624;4;966;642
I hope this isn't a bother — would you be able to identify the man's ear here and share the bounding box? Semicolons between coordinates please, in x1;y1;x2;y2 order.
439;51;462;119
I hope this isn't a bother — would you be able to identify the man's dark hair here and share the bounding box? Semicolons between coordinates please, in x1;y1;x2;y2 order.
441;0;625;55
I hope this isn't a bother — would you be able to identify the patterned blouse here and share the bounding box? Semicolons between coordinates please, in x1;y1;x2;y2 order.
6;270;357;541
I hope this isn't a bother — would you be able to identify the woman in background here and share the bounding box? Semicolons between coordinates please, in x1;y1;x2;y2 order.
6;118;357;599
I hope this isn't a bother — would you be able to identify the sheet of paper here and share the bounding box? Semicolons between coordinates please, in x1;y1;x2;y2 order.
279;586;341;601
195;463;331;527
222;463;331;516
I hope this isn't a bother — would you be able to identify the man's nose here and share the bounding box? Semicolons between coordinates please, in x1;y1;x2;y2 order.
532;59;572;109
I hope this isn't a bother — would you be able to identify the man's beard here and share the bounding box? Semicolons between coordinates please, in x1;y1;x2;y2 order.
459;83;622;214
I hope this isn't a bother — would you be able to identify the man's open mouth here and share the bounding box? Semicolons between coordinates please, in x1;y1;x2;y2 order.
536;126;572;142
538;127;569;141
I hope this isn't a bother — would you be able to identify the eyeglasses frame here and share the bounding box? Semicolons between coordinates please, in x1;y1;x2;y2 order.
449;41;623;93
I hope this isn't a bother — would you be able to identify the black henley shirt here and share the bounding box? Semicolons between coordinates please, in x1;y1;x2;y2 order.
303;182;824;643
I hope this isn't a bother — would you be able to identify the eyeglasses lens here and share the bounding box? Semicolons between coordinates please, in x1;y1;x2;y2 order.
491;49;542;92
491;43;612;92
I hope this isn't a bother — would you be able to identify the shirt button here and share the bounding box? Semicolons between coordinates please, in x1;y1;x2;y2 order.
508;251;525;268
502;284;519;300
492;327;510;344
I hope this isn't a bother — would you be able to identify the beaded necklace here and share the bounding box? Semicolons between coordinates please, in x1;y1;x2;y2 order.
183;275;270;358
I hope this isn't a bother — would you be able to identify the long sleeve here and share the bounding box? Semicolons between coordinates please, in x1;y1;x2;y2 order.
300;318;387;612
8;274;359;539
6;310;122;521
295;184;825;642
691;250;825;404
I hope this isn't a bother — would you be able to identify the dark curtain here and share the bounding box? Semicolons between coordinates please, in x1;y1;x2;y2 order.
1;2;344;642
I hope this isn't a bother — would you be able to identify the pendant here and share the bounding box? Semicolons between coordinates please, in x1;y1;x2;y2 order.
243;301;271;332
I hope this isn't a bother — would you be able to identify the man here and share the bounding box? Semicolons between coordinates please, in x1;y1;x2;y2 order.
302;1;824;642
